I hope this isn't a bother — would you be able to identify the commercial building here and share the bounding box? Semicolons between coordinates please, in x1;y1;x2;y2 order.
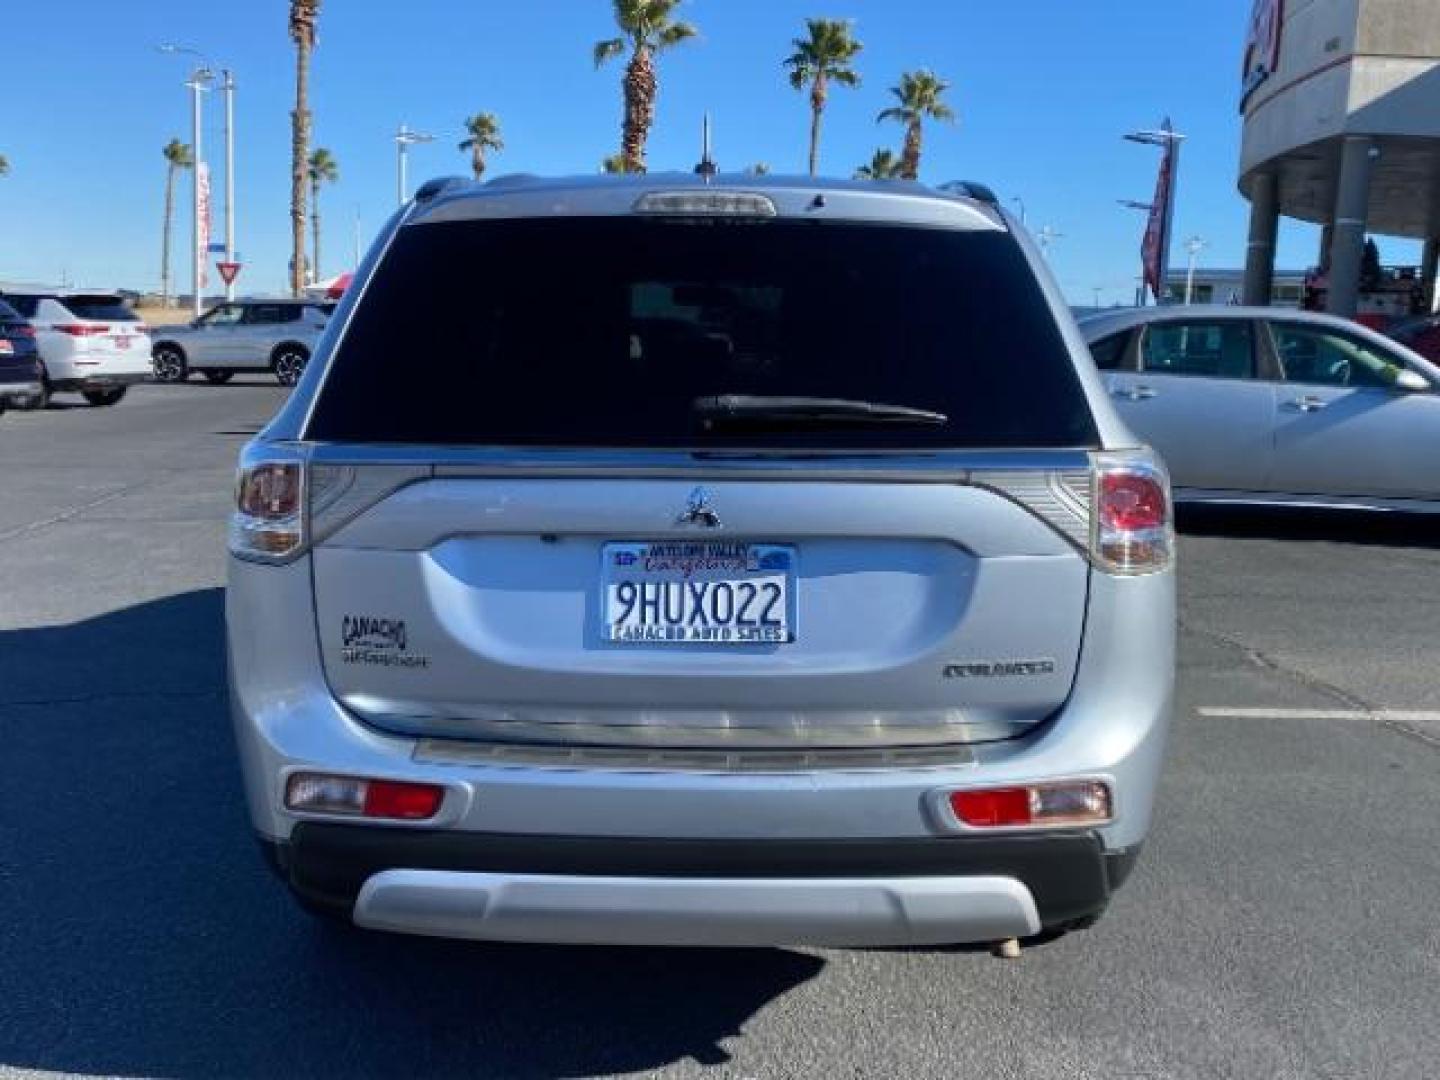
1239;0;1440;315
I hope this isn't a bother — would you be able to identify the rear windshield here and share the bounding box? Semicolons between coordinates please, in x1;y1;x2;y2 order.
62;296;139;322
307;217;1097;449
0;300;21;322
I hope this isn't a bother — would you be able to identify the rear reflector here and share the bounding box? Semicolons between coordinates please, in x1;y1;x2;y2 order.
285;773;444;821
948;780;1112;829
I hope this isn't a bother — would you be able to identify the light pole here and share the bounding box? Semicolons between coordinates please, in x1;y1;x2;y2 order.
1183;235;1209;305
395;124;435;206
1036;225;1063;258
1124;120;1186;306
1119;199;1155;306
161;44;234;308
221;68;236;301
1010;197;1027;225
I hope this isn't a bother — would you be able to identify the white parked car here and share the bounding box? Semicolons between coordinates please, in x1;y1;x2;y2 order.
0;290;152;408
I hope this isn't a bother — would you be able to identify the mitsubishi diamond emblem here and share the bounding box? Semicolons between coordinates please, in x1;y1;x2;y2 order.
676;486;722;528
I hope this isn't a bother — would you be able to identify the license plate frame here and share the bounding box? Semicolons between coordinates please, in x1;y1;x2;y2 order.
601;541;796;646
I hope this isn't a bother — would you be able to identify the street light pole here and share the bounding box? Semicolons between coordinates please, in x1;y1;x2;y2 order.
160;44;222;314
1183;235;1209;305
184;70;212;320
223;69;236;301
1010;197;1027;225
395;123;436;207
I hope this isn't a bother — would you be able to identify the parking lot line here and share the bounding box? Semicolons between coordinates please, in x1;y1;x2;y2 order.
1198;707;1440;722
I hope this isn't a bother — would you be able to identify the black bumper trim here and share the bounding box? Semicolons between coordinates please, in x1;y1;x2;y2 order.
268;825;1143;931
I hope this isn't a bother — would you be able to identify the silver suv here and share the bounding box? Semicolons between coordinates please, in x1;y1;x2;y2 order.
228;175;1175;950
151;299;331;386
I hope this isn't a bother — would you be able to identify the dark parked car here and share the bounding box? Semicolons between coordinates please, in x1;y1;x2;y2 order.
0;298;44;415
1388;312;1440;364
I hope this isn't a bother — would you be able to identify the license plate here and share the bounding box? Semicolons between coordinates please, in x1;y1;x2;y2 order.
113;336;132;348
603;542;795;645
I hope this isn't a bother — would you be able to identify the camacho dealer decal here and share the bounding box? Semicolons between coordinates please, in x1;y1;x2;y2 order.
340;615;430;669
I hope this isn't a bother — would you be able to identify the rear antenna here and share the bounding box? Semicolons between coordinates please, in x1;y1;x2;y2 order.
694;112;718;182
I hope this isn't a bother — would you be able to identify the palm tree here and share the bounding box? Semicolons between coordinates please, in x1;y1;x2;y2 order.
784;18;863;177
0;154;9;177
459;113;504;181
854;148;902;181
593;0;697;174
288;0;322;296
160;139;193;308
746;162;771;176
877;69;955;181
307;148;338;283
601;153;629;174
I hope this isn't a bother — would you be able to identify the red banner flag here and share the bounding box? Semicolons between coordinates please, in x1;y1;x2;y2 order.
1142;123;1176;303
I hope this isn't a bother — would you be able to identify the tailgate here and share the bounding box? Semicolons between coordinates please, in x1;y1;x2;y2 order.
311;475;1090;749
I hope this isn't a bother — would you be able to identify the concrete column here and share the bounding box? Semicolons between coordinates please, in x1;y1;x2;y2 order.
1423;236;1440;313
1242;170;1280;306
1326;135;1378;318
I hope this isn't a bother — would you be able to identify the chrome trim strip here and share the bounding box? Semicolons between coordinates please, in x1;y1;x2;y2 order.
413;737;978;773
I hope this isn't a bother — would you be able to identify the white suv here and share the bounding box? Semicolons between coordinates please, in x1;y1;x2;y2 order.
0;290;152;408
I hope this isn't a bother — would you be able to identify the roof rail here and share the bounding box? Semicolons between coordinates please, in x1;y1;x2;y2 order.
414;176;469;202
937;180;1000;208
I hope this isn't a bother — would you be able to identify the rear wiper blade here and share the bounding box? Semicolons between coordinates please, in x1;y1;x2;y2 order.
693;395;948;428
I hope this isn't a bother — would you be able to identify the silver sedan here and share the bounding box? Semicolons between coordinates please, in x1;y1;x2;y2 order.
1080;306;1440;510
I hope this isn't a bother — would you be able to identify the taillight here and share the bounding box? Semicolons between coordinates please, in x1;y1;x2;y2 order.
229;449;306;563
53;324;110;337
945;780;1113;830
7;324;35;338
285;773;445;821
1090;450;1173;575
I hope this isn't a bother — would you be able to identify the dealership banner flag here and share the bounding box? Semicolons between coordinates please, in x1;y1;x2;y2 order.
197;162;212;288
1142;121;1176;302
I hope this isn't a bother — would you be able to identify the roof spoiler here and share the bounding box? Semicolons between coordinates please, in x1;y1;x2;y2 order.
937;181;1000;209
414;176;469;203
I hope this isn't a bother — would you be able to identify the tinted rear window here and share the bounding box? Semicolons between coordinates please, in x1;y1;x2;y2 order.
62;296;139;322
307;218;1097;449
3;296;39;318
0;299;21;322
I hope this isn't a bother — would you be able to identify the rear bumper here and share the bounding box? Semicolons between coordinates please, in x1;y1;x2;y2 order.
0;378;42;402
263;825;1139;945
50;371;148;392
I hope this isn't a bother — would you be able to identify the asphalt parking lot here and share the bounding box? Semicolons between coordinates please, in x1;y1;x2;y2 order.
1;382;1437;1080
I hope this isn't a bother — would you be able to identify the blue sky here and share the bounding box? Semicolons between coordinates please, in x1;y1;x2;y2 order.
0;0;1420;302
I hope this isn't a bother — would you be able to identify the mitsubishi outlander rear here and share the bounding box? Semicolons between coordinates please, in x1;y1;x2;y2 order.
227;174;1175;949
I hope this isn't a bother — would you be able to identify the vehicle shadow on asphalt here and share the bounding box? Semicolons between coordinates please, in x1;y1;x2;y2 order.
0;589;823;1078
1177;504;1440;548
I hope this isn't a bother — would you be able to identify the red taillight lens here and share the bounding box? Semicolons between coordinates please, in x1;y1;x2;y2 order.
1099;471;1167;531
947;781;1113;830
53;324;110;337
363;780;445;820
285;773;445;821
237;463;302;518
9;325;35;338
1091;452;1173;575
951;787;1032;827
230;458;306;562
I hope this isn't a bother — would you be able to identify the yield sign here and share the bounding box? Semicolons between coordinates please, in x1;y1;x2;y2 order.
216;261;242;286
